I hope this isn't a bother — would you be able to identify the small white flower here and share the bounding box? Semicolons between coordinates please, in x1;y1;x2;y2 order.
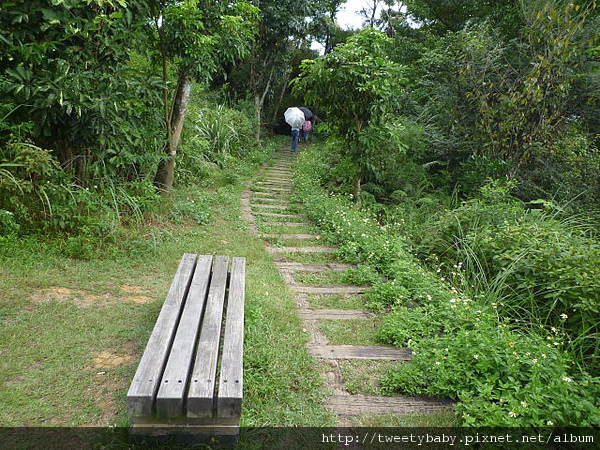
435;361;441;365
473;354;479;359
509;411;517;418
547;420;554;426
521;401;528;407
560;313;568;320
562;376;572;382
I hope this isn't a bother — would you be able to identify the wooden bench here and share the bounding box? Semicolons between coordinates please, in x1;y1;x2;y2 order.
127;254;246;444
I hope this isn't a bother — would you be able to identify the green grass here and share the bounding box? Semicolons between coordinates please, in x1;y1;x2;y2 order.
257;223;314;235
294;269;357;286
264;237;324;248
318;318;382;345
339;360;399;396
307;293;365;309
275;252;340;264
352;411;458;427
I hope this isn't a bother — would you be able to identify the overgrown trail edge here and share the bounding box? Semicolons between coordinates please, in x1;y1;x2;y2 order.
241;147;454;426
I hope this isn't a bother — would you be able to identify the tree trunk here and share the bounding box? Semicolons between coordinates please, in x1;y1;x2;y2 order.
271;68;291;133
254;93;263;141
154;73;193;193
252;62;274;140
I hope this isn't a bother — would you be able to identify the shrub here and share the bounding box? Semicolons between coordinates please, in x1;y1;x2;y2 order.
380;300;600;427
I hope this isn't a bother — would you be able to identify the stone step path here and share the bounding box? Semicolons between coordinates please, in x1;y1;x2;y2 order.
243;148;454;425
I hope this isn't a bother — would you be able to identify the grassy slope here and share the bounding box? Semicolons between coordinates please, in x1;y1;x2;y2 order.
0;145;333;433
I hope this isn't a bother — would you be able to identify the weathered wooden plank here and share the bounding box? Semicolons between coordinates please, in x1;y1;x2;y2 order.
187;256;229;418
261;233;320;239
307;345;412;360
298;309;371;320
325;395;454;416
251;186;290;192
127;253;197;418
267;246;337;253
275;262;355;272
289;284;369;294
251;198;290;204
251;203;290;210
217;257;246;419
253;212;303;219
262;222;310;227
155;256;212;418
262;177;291;183
255;181;292;186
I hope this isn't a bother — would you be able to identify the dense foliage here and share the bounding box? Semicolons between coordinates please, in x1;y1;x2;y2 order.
0;0;261;239
287;1;600;426
294;145;600;427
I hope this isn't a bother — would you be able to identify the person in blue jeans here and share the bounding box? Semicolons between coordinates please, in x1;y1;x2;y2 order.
291;125;300;154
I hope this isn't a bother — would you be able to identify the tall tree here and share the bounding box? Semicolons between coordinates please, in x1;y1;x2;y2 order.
293;28;407;206
151;0;259;191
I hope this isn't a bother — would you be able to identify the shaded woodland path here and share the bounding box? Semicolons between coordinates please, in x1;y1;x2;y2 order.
242;147;454;426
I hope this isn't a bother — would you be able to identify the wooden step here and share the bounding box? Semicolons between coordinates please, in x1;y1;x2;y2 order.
255;181;293;187
262;233;320;240
308;345;411;360
263;222;310;227
267;246;337;253
298;309;371;320
275;262;355;272
252;186;291;192
325;395;454;416
251;191;289;199
289;284;369;294
251;204;290;211
253;212;303;219
251;198;291;204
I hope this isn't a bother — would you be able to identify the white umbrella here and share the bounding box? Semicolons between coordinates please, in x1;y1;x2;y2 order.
284;107;305;128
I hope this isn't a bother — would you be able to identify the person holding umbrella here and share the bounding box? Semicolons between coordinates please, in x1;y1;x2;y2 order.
284;107;305;154
299;107;313;143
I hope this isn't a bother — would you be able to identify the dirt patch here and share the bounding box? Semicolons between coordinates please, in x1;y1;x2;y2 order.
31;287;114;308
121;284;155;304
121;284;145;294
122;295;154;304
91;350;134;369
30;286;155;307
